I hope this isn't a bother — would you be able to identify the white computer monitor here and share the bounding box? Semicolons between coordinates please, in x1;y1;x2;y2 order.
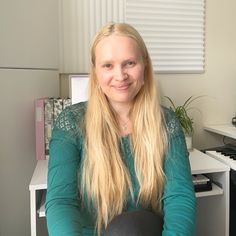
69;74;90;104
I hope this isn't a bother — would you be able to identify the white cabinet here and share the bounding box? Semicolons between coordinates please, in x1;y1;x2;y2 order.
189;149;230;236
0;0;59;69
29;149;230;236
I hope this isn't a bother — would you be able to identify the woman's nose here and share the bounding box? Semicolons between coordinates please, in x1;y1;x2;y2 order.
114;66;128;81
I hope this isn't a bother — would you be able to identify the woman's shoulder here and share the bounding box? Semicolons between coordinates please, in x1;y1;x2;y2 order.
66;101;87;119
161;106;182;136
53;101;87;132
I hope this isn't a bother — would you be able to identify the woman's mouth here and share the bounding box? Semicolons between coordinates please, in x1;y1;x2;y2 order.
113;84;130;91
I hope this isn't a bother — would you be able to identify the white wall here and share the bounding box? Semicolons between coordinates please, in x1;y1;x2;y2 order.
0;0;58;68
0;0;59;235
0;70;59;236
158;0;236;149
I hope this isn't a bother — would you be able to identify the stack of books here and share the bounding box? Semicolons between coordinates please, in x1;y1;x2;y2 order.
35;97;72;160
192;174;212;192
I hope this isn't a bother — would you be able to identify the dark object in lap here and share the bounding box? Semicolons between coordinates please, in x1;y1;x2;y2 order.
105;210;163;236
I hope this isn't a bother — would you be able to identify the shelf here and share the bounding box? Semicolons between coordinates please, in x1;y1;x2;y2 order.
37;201;45;217
204;124;236;140
195;183;223;198
37;190;46;217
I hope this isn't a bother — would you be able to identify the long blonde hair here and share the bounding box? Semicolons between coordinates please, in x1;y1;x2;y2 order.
82;22;167;235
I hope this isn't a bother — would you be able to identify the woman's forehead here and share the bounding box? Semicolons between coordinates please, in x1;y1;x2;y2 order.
95;35;141;59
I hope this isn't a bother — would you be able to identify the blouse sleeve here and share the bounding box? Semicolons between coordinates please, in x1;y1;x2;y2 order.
45;106;83;236
162;108;197;236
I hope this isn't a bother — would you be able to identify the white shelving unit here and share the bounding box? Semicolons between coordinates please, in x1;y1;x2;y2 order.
29;149;230;236
189;149;230;236
29;160;48;236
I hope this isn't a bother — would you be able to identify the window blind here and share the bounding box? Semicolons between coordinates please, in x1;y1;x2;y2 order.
125;0;205;73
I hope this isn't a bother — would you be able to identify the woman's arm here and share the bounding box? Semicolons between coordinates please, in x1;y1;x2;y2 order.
45;107;83;236
162;109;196;236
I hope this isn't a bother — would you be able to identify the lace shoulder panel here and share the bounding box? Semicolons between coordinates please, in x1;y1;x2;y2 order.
162;106;182;137
54;101;87;132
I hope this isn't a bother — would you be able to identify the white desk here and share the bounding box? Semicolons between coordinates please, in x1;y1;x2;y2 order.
205;124;236;139
29;149;230;236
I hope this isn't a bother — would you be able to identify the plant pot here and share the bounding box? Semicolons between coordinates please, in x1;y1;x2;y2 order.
185;135;193;151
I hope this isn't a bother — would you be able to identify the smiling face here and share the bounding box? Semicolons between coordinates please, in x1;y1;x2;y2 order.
94;34;146;109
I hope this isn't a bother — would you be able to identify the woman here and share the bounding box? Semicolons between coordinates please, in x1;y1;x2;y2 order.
46;22;196;236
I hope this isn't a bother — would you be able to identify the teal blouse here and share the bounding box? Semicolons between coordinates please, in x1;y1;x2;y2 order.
45;102;196;236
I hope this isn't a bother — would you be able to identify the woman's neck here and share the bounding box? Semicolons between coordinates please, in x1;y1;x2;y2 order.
109;102;132;136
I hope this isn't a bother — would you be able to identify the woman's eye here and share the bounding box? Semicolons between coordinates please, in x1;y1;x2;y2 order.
126;61;136;67
103;64;112;69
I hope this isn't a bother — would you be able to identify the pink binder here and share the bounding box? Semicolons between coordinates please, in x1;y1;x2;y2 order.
35;98;46;160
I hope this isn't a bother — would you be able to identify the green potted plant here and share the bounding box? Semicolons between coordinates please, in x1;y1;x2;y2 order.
164;95;201;150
